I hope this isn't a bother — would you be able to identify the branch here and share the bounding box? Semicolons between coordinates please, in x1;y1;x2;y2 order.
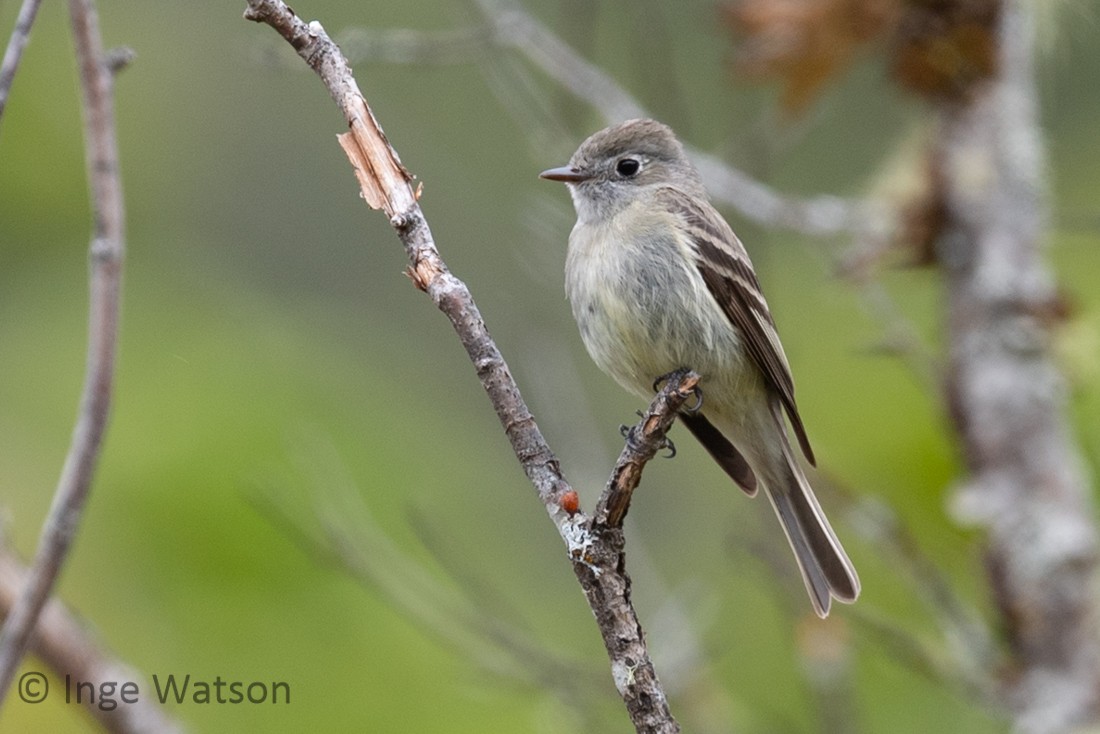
476;0;645;123
0;549;185;733
0;0;126;706
851;278;941;393
335;0;893;241
478;0;891;238
0;0;45;126
842;494;999;705
246;440;611;723
337;5;924;393
938;1;1100;730
595;370;700;529
243;2;684;730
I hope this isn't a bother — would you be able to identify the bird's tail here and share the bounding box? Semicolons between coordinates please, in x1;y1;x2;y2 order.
763;403;860;617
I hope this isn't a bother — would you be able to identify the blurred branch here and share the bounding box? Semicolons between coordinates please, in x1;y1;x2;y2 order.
249;439;612;728
852;278;940;394
336;0;894;242
243;2;694;730
351;2;913;389
0;0;44;125
548;0;599;130
937;2;1100;731
796;617;858;734
739;493;998;716
469;0;646;123
337;25;495;65
0;0;127;706
0;548;185;734
844;494;1000;705
851;608;999;711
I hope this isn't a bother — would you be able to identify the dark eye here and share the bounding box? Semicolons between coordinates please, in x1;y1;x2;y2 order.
615;158;640;177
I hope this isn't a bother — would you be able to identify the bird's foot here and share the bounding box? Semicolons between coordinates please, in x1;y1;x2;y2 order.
652;368;704;413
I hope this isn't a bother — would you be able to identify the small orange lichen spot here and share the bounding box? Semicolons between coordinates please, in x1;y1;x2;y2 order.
560;490;580;515
414;181;424;201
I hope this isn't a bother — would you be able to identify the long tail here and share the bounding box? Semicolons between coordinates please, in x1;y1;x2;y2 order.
763;403;860;617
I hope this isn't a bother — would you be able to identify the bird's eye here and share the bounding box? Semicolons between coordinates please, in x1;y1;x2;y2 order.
615;158;640;177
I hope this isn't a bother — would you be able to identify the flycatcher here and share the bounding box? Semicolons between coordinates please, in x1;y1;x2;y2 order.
541;118;859;617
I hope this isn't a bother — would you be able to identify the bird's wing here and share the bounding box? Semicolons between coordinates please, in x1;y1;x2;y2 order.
679;412;758;495
655;187;815;465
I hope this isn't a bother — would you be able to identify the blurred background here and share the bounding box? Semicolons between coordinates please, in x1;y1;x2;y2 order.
1;0;1098;731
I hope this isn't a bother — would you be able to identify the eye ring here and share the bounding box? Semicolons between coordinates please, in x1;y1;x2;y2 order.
615;157;641;177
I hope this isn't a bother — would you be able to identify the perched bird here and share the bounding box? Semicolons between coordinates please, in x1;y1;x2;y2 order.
541;119;859;617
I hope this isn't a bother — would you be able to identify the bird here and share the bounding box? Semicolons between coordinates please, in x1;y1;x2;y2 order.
540;118;859;617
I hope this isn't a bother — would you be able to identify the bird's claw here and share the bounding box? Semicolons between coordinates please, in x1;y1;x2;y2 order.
654;369;703;413
684;384;704;414
652;368;687;393
661;436;677;459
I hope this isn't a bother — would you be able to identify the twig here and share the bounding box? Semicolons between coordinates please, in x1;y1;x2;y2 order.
938;1;1100;730
474;0;646;123
0;0;126;706
797;617;858;734
692;151;889;239
242;2;684;730
246;439;613;724
249;432;600;691
852;278;940;393
337;25;494;66
844;493;999;702
595;370;700;529
472;0;893;240
849;607;1000;711
333;0;893;241
0;549;185;733
0;0;44;126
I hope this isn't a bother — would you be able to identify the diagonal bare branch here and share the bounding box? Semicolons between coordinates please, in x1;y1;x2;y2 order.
243;2;693;730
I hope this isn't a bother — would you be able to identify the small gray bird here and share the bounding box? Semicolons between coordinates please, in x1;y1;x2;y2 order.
541;118;859;617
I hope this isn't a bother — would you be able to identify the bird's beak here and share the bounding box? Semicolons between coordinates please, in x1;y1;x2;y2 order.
539;165;590;183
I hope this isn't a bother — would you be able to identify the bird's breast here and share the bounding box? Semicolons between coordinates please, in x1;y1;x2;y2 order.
564;213;750;399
